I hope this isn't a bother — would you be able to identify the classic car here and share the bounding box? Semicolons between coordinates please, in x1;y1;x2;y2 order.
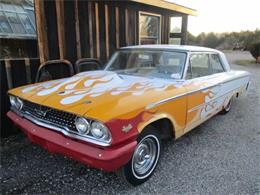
7;45;250;185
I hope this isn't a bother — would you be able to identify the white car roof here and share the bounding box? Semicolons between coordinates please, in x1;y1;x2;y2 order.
122;44;221;53
121;44;230;71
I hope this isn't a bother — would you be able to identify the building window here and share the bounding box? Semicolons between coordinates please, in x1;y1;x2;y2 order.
19;13;35;34
170;17;182;33
0;11;12;33
169;16;183;45
0;1;36;37
139;12;161;45
169;38;181;45
5;12;26;34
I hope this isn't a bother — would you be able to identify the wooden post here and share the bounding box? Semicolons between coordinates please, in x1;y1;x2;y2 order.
181;15;188;45
75;0;82;59
132;9;137;45
115;6;120;49
125;8;129;46
4;59;13;89
88;2;94;58
95;2;100;58
55;0;65;59
24;58;32;84
34;0;49;63
165;16;169;44
105;4;109;59
161;15;164;44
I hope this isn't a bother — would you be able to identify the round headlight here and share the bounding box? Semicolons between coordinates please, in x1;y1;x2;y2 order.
75;117;90;134
10;96;23;111
9;96;16;107
90;121;111;141
16;98;23;110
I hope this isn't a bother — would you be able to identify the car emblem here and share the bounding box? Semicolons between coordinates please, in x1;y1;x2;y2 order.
35;108;49;117
122;124;133;133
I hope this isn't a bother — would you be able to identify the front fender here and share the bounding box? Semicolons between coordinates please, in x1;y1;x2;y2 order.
137;112;177;136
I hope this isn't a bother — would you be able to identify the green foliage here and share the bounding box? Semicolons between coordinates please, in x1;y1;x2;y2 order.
203;33;220;48
249;42;260;60
187;29;260;50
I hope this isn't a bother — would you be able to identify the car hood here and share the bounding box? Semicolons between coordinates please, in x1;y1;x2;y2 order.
9;71;186;122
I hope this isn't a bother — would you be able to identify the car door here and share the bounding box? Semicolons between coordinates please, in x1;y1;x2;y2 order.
183;52;226;133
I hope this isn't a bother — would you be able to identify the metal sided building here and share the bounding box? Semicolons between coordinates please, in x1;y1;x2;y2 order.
35;0;197;64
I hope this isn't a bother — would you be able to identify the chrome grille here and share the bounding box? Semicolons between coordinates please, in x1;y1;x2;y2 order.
22;100;77;132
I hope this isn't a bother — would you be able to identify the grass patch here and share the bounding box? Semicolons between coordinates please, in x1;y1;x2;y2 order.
234;59;257;66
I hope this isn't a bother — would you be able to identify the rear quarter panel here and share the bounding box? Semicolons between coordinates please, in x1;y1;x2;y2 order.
183;70;250;133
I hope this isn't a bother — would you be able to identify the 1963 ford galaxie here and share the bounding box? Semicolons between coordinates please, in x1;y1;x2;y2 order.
7;45;250;185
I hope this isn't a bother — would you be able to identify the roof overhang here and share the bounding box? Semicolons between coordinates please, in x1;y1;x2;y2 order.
0;33;37;40
130;0;198;16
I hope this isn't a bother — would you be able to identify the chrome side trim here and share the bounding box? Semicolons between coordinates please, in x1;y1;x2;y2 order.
187;86;240;113
145;93;187;110
146;75;249;110
145;83;221;110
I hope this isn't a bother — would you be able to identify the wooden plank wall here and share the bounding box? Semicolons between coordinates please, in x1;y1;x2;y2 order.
34;0;49;63
35;1;188;65
0;58;40;137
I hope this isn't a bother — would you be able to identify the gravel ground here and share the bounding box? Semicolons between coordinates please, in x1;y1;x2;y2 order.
1;51;260;194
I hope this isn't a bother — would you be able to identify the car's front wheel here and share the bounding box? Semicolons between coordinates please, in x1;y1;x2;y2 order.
117;127;161;186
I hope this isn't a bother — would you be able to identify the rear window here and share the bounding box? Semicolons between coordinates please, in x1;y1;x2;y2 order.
210;54;224;73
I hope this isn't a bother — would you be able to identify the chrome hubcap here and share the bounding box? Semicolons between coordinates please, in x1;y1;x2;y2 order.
132;136;159;178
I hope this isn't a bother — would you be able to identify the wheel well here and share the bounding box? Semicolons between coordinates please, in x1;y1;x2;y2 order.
146;118;175;140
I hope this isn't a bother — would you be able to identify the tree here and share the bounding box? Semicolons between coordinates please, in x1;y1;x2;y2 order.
187;32;197;45
186;29;260;50
249;42;260;62
203;32;220;48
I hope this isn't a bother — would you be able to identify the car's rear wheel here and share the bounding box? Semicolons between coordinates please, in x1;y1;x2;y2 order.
117;127;161;186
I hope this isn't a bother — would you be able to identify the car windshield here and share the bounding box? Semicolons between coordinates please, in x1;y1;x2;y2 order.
105;50;187;79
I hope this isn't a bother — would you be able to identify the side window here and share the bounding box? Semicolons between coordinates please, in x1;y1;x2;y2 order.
157;52;186;79
187;54;210;79
210;54;225;73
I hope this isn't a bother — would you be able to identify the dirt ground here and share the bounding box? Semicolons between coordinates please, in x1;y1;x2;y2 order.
1;51;259;194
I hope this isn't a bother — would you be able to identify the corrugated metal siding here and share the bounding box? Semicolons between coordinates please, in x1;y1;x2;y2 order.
0;0;36;39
